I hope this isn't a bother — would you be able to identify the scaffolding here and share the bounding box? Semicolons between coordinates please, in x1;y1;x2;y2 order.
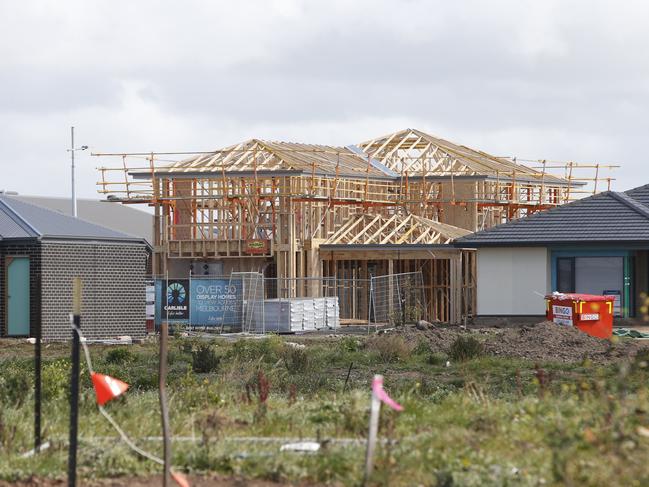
93;129;615;322
356;128;616;227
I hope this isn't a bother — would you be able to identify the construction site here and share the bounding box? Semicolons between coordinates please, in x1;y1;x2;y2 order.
93;128;615;328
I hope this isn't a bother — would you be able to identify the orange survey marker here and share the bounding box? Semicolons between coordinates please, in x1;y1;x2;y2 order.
91;372;129;406
545;293;615;339
171;471;190;487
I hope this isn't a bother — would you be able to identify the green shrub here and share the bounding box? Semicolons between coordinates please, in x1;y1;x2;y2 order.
365;334;411;363
226;335;284;363
340;336;361;353
179;339;196;355
0;362;32;406
281;346;309;374
448;336;484;362
427;352;448;366
338;392;368;436
192;343;220;373
42;359;70;400
105;347;133;364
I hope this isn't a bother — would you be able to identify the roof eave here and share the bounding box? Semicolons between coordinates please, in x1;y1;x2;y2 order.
453;239;649;248
40;235;150;247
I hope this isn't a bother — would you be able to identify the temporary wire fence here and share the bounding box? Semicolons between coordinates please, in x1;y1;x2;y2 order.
370;272;427;325
69;323;177;471
154;271;427;332
227;271;265;333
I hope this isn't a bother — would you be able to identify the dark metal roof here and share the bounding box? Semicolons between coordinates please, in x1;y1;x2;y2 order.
8;195;153;244
0;196;145;243
454;185;649;247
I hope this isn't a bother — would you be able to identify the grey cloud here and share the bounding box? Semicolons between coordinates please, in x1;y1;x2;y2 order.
0;70;122;112
0;0;648;198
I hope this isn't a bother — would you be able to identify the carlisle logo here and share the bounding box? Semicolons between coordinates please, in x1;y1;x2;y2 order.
167;282;186;305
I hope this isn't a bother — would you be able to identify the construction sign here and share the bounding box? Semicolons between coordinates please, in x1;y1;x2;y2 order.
157;279;190;321
155;278;243;326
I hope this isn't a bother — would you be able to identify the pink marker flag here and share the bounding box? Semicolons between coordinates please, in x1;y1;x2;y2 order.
372;375;404;411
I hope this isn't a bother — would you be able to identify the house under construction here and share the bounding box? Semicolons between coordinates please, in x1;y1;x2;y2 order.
95;128;610;323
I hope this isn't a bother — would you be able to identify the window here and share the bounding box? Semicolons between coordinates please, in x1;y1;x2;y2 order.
556;257;575;293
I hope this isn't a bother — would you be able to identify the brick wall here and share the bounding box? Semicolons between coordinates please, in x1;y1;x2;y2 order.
0;240;42;336
40;240;147;340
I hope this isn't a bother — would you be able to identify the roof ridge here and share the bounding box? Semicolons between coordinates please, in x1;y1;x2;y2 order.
259;139;348;150
625;183;649;195
1;195;139;240
0;197;41;236
455;190;618;240
346;144;399;177
609;191;649;221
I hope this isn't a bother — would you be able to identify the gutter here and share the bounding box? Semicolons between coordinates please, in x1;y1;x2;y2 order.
453;240;649;248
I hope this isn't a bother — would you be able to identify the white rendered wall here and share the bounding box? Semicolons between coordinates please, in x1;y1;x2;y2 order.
476;247;549;315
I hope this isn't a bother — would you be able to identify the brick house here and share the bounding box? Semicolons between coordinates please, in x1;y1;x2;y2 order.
0;196;149;340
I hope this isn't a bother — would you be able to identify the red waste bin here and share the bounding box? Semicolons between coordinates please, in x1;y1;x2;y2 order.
545;293;615;339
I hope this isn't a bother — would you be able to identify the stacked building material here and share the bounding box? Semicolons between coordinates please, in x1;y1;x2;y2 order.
252;297;340;333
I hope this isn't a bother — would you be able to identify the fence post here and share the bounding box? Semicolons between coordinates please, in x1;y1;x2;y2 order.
364;374;382;484
368;276;374;334
160;270;171;486
67;277;82;487
159;321;171;487
34;310;42;452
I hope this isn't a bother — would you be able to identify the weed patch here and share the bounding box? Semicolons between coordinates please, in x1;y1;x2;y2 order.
365;334;412;363
448;335;484;362
191;343;220;373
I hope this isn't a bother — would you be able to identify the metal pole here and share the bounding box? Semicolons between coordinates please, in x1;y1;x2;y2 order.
159;322;171;487
34;312;41;452
68;277;82;487
188;268;192;331
71;127;77;218
159;273;171;487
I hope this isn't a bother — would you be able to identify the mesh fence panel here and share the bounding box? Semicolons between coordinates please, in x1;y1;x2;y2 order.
370;271;426;325
157;272;428;332
230;272;265;333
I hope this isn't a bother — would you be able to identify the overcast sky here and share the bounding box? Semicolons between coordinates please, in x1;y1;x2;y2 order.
1;0;647;200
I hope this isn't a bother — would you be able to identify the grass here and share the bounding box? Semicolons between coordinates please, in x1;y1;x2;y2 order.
0;334;649;485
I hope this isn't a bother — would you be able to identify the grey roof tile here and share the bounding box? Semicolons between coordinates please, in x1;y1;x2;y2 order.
0;196;143;241
625;184;649;207
455;184;649;246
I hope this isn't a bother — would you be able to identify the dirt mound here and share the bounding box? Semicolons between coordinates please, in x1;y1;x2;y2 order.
484;321;616;363
391;321;649;363
388;323;466;352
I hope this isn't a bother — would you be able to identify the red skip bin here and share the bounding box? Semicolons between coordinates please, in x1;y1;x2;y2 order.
545;293;615;339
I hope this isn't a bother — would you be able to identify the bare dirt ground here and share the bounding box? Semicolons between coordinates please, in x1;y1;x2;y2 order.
0;475;322;487
394;321;649;363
